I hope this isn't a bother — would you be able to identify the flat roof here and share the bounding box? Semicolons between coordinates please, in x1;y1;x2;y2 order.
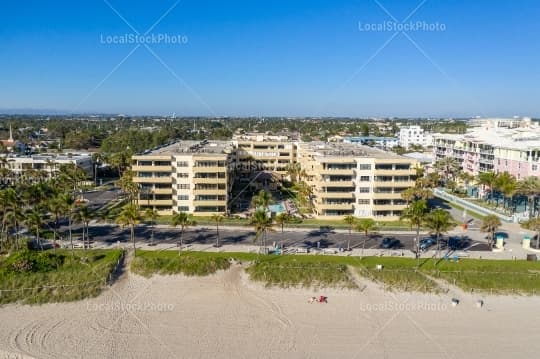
299;142;408;159
149;140;233;155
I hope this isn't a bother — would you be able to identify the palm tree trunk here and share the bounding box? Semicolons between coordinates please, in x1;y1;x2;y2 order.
216;223;220;247
436;233;440;258
53;216;58;254
69;213;74;256
361;233;367;257
131;224;136;254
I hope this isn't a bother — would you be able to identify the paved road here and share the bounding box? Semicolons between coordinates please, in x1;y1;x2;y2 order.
76;224;489;252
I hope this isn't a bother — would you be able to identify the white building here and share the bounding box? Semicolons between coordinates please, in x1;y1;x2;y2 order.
399;126;432;149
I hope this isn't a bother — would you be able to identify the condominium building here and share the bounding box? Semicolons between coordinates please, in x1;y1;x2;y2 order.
132;140;234;215
232;133;297;175
343;136;399;149
0;153;93;180
132;138;417;220
297;142;416;220
399;125;433;148
433;117;540;179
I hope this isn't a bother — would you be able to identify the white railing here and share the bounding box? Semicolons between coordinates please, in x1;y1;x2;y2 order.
433;188;515;223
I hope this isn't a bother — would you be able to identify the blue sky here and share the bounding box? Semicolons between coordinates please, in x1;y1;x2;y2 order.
1;0;539;117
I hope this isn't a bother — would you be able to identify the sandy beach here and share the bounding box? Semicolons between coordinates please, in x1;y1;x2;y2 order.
1;265;539;359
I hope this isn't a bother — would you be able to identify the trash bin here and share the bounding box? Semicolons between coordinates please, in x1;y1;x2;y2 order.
526;254;537;262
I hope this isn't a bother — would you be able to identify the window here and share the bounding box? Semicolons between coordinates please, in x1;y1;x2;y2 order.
359;164;371;170
358;187;370;193
177;161;189;167
359;176;370;182
177;173;189;178
358;199;370;205
533;165;538;171
178;195;189;200
178;184;190;189
178;206;189;212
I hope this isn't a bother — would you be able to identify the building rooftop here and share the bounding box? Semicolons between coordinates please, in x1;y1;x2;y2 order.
434;121;540;151
232;132;299;142
298;142;407;159
149;140;233;155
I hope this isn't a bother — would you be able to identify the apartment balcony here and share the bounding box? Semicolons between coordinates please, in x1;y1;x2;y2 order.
132;165;171;172
193;177;227;184
193;199;227;207
372;192;402;199
133;176;172;184
193;166;227;173
372;204;407;211
317;203;354;210
153;188;173;195
193;189;227;195
320;169;355;176
479;158;494;164
315;191;355;199
374;169;414;176
317;180;355;187
139;199;173;206
373;180;415;188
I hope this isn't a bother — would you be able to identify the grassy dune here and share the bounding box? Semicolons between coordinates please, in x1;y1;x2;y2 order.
0;249;123;305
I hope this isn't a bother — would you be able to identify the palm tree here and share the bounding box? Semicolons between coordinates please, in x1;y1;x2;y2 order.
171;211;196;249
116;203;141;254
274;212;290;245
285;162;301;182
48;196;67;252
251;190;272;209
251;208;273;251
211;214;224;247
144;208;159;246
424;209;457;258
343;215;357;251
25;208;44;250
477;171;498;204
495;172;517;211
400;199;428;258
480;214;502;250
60;193;76;254
74;205;94;250
355;218;377;257
516;177;540;218
522;217;540;249
434;158;461;182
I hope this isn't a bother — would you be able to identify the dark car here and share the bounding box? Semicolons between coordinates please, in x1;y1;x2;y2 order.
419;237;435;251
381;237;399;249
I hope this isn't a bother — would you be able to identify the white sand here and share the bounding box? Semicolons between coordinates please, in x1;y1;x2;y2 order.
1;266;539;359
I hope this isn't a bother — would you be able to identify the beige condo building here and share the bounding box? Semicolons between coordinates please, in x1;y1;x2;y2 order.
132;137;417;220
132;140;234;215
297;142;416;221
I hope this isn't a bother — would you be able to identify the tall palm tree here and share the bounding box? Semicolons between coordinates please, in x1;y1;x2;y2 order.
480;214;502;250
343;215;357;251
355;218;377;257
144;208;159;246
211;214;224;247
25;208;44;250
477;171;499;204
274;212;290;245
516;177;540;218
400;199;428;258
424;209;457;258
48;195;67;251
116;203;141;254
60;193;76;254
495;172;517;211
74;205;94;250
251;208;273;251
251;190;272;209
434;158;461;182
171;211;196;249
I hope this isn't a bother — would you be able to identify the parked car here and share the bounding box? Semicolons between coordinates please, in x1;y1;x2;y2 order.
381;237;399;249
419;238;435;251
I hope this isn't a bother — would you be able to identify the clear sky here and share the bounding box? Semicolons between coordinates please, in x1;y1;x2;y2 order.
1;0;539;117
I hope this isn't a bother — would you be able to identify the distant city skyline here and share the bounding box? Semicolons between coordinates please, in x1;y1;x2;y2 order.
1;0;539;117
